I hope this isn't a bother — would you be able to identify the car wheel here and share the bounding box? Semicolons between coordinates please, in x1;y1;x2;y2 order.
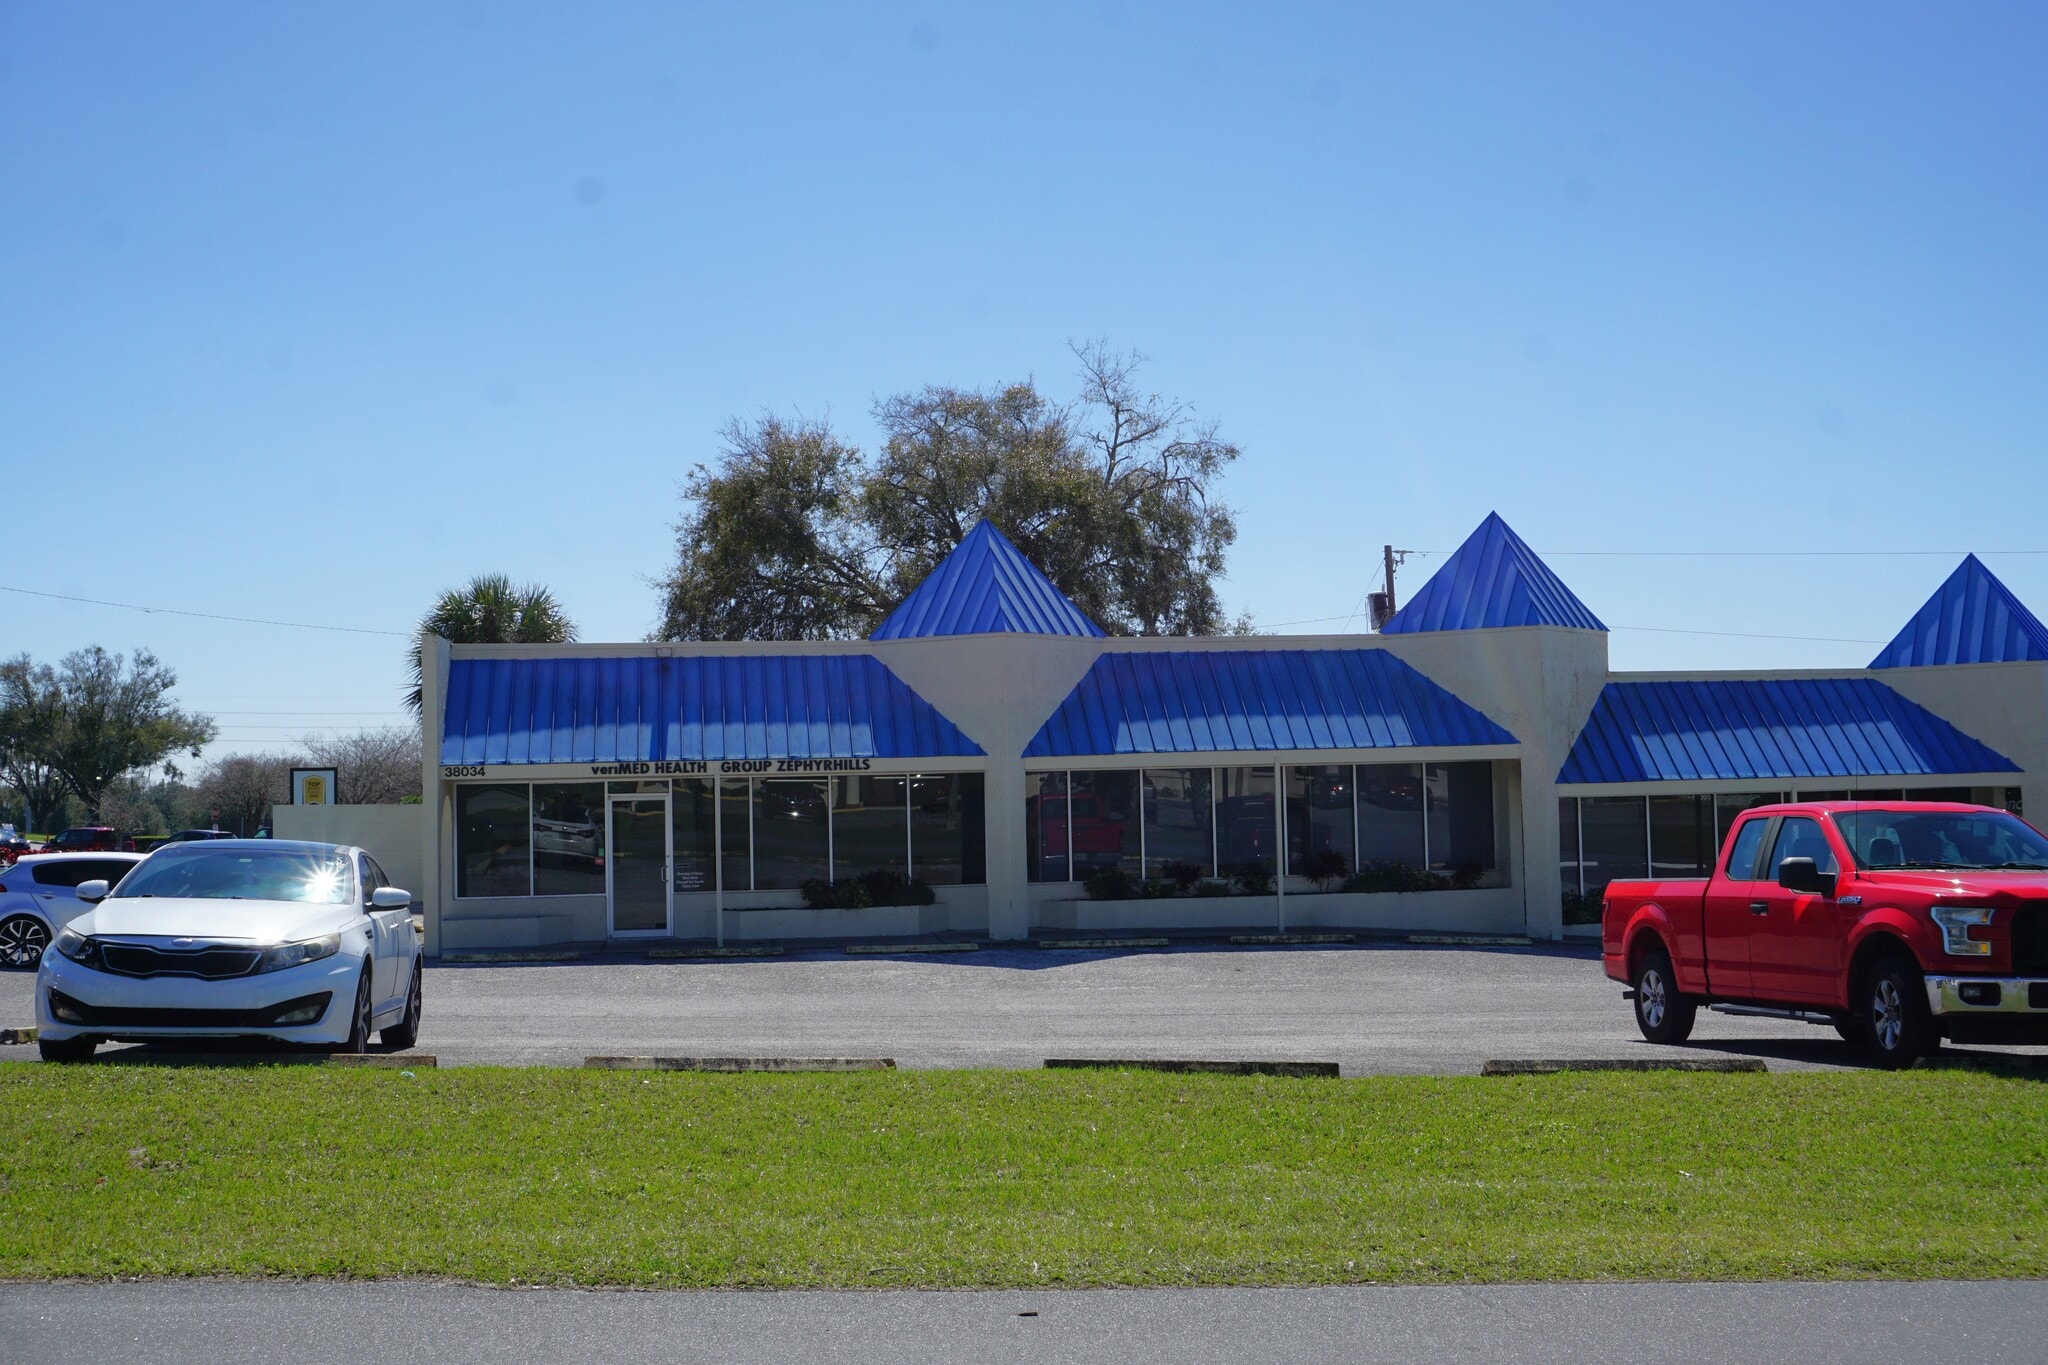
338;969;372;1054
380;962;422;1050
39;1036;96;1063
1862;954;1936;1069
0;914;49;970
1633;944;1697;1044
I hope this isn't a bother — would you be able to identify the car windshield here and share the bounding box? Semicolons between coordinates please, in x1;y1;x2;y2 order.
112;848;355;904
1835;810;2048;871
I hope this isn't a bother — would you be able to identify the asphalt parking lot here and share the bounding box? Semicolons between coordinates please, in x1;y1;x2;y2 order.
9;939;2043;1073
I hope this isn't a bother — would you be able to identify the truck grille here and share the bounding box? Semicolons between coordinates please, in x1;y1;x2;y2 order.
2014;907;2048;977
97;943;262;980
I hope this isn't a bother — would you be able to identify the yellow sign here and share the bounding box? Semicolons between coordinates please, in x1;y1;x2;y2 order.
302;775;326;805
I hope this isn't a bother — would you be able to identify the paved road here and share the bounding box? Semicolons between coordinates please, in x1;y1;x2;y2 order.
3;941;2043;1073
4;1279;2044;1363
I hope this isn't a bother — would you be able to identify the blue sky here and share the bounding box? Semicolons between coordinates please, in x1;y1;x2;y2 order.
2;2;2044;764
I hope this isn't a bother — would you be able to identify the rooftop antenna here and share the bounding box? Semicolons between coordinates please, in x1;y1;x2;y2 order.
1368;545;1411;631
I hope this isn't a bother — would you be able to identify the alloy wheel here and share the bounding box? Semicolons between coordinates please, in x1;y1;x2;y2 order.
1873;979;1903;1052
1639;967;1667;1030
0;916;48;969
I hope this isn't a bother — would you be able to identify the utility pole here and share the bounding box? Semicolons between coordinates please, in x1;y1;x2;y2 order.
1368;546;1412;631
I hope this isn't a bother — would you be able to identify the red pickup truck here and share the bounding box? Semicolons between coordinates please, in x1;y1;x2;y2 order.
1602;801;2048;1068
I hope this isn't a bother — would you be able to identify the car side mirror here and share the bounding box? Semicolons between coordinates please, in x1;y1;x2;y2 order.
1777;857;1835;897
75;879;110;904
370;887;412;910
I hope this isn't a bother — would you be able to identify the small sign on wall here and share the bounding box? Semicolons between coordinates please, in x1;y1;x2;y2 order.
290;767;340;805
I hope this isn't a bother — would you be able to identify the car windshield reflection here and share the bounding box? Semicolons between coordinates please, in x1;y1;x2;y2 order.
112;848;355;904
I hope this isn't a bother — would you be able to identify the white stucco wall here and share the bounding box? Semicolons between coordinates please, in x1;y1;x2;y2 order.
271;803;427;905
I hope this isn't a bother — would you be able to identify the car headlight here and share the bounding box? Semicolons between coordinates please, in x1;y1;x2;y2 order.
52;928;96;965
1929;904;1994;957
256;934;342;974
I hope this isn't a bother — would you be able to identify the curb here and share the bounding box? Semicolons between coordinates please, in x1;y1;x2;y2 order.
1;1026;37;1045
844;943;978;955
1481;1058;1767;1075
1229;933;1356;946
441;951;590;964
1045;1058;1339;1079
1038;937;1170;950
647;947;787;959
583;1056;895;1072
1409;934;1534;948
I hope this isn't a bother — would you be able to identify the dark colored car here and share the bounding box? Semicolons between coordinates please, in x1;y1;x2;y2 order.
40;827;136;854
162;829;237;843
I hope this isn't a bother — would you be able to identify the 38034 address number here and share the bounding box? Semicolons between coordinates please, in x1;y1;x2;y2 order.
441;765;487;778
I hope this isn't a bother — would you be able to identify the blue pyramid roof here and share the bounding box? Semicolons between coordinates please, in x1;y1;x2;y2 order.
1381;513;1606;634
1869;555;2048;668
870;518;1106;640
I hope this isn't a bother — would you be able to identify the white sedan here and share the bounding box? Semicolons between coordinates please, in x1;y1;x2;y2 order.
35;839;421;1062
0;852;145;969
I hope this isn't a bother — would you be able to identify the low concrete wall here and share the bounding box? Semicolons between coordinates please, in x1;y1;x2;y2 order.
1031;885;1524;936
271;804;426;903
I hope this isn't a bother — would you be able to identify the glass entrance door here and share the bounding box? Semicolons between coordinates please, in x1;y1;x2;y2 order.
608;796;670;935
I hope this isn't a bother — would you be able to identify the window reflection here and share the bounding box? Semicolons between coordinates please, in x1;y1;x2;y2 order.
1143;768;1214;878
456;785;531;898
533;782;604;896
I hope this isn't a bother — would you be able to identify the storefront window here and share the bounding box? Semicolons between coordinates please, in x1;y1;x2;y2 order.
673;777;716;893
1027;772;1069;882
1715;792;1783;845
456;784;531;898
912;773;985;886
1579;796;1648;898
1287;765;1355;879
834;775;907;882
532;782;604;896
1649;794;1713;877
1356;762;1425;872
1144;768;1214;879
753;778;828;889
719;777;752;891
1559;797;1583;897
1215;766;1277;875
1068;770;1141;877
1425;762;1497;884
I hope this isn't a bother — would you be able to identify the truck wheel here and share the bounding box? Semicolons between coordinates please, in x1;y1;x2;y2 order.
1633;945;1696;1044
1832;1018;1861;1044
1861;954;1936;1069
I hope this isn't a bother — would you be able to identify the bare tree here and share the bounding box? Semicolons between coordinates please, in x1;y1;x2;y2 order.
196;755;293;838
302;728;423;805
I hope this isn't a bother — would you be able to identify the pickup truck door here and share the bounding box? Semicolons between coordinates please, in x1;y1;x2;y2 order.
1750;816;1846;1004
1701;816;1772;997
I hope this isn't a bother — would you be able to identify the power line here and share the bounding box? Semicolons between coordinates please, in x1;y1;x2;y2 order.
0;584;409;636
1610;624;1885;645
1423;548;2048;558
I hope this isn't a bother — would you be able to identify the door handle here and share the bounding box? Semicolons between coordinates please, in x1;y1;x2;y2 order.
1749;901;1770;915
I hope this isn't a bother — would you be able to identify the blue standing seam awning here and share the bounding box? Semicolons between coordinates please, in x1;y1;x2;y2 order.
1557;677;2019;785
1024;649;1517;758
1380;512;1607;634
870;518;1106;640
440;655;984;765
1869;554;2048;668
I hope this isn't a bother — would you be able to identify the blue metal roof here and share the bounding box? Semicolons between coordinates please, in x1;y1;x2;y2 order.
870;518;1106;640
1558;677;2018;784
1381;512;1607;634
1024;649;1517;758
1869;555;2048;668
441;655;984;764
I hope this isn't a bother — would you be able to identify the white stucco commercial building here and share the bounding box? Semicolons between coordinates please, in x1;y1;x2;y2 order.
404;514;2048;956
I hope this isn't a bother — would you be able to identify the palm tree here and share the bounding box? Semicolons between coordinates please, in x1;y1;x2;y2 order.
406;574;578;713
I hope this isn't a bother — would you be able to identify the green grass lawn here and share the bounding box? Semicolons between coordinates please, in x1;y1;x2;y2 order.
2;1065;2044;1286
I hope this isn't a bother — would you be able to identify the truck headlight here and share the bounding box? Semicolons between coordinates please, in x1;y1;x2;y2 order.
256;934;341;974
1929;904;1994;957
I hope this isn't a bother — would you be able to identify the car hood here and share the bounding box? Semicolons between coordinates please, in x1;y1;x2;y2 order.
1852;870;2048;900
74;897;357;943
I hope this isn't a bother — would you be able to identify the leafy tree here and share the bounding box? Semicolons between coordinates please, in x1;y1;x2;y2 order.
0;648;214;829
407;574;578;713
0;657;70;835
654;343;1241;640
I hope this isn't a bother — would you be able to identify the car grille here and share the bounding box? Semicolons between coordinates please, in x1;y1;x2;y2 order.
46;989;332;1030
2013;906;2048;977
96;942;262;980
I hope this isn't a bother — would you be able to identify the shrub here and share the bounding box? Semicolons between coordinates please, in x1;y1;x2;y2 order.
1298;848;1349;891
1192;879;1234;898
1448;860;1487;890
1084;865;1136;900
1229;862;1274;896
799;872;935;909
1562;888;1602;925
1159;861;1206;895
1341;860;1436;894
800;878;836;910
